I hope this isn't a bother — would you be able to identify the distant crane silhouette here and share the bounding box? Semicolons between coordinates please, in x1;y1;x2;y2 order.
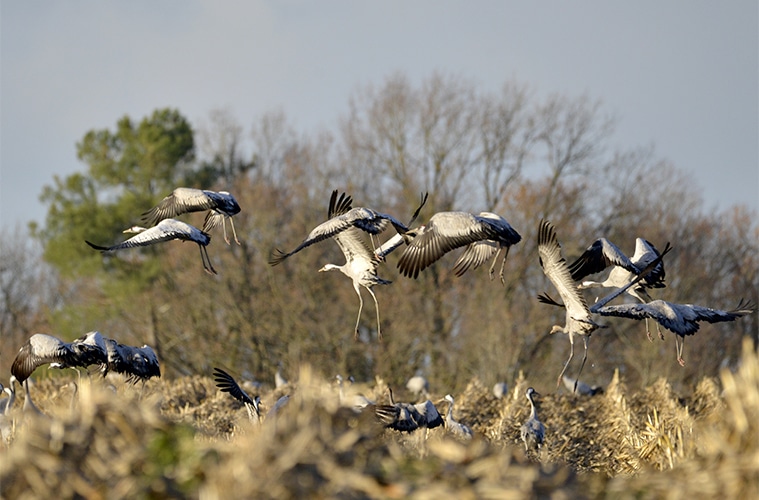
443;394;473;439
405;374;431;400
493;382;509;399
86;218;217;275
595;299;756;366
520;387;544;453
142;187;242;245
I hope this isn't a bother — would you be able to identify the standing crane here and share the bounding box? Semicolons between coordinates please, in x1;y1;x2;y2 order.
269;190;414;340
568;237;667;340
520;387;545;453
443;394;473;440
86;218;217;275
595;299;756;366
141;187;242;245
377;211;521;284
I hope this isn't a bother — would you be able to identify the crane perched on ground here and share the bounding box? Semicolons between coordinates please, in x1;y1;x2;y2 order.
269;190;424;340
520;387;544;454
443;394;473;440
374;387;443;433
141;187;242;245
568;237;668;340
86;218;217;275
375;211;521;284
594;299;756;366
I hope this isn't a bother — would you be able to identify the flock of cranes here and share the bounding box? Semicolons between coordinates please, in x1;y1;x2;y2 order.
2;185;755;453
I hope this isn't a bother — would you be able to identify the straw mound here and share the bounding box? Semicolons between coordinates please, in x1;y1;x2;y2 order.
1;339;757;498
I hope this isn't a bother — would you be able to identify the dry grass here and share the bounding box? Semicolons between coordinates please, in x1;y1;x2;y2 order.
2;339;758;499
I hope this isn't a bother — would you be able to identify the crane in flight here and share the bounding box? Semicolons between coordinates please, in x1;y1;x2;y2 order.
86;218;217;275
142;187;242;245
536;220;670;389
11;332;107;383
595;299;756;366
376;211;521;284
567;237;667;340
270;190;422;340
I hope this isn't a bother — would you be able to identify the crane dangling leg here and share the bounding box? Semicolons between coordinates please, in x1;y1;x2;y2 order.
366;286;383;341
556;336;575;389
676;336;686;366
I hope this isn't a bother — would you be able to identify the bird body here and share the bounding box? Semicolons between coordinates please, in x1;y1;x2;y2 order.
537;220;605;387
493;382;508;399
568;237;667;339
405;375;430;400
596;299;756;365
142;187;242;245
375;388;443;432
86;218;217;274
102;339;161;383
562;375;603;396
444;394;473;439
271;190;399;339
393;211;522;282
11;333;108;383
520;387;544;453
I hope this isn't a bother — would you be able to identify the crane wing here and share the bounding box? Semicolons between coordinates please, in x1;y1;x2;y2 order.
567;238;639;281
213;367;256;406
537;220;590;317
396;212;502;278
452;240;499;277
141;188;215;226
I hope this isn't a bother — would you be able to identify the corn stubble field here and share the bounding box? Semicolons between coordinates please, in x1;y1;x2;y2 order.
1;338;758;499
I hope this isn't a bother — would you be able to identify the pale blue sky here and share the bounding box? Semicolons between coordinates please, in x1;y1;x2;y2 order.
2;1;757;228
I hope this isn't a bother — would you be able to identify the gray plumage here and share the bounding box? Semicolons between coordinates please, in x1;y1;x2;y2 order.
493;382;508;399
537;220;605;388
520;387;544;452
375;388;443;433
271;190;400;339
11;332;108;383
568;237;667;339
444;394;473;439
562;375;603;396
596;299;756;366
102;338;161;384
141;187;242;245
391;211;522;283
86;218;217;275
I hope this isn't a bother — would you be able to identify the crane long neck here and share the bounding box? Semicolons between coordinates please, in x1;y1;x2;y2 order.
528;394;538;419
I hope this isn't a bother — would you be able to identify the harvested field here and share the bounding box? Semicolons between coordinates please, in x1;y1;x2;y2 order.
2;338;758;499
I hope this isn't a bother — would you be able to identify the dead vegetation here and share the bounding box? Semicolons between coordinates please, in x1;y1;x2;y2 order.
1;338;758;498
